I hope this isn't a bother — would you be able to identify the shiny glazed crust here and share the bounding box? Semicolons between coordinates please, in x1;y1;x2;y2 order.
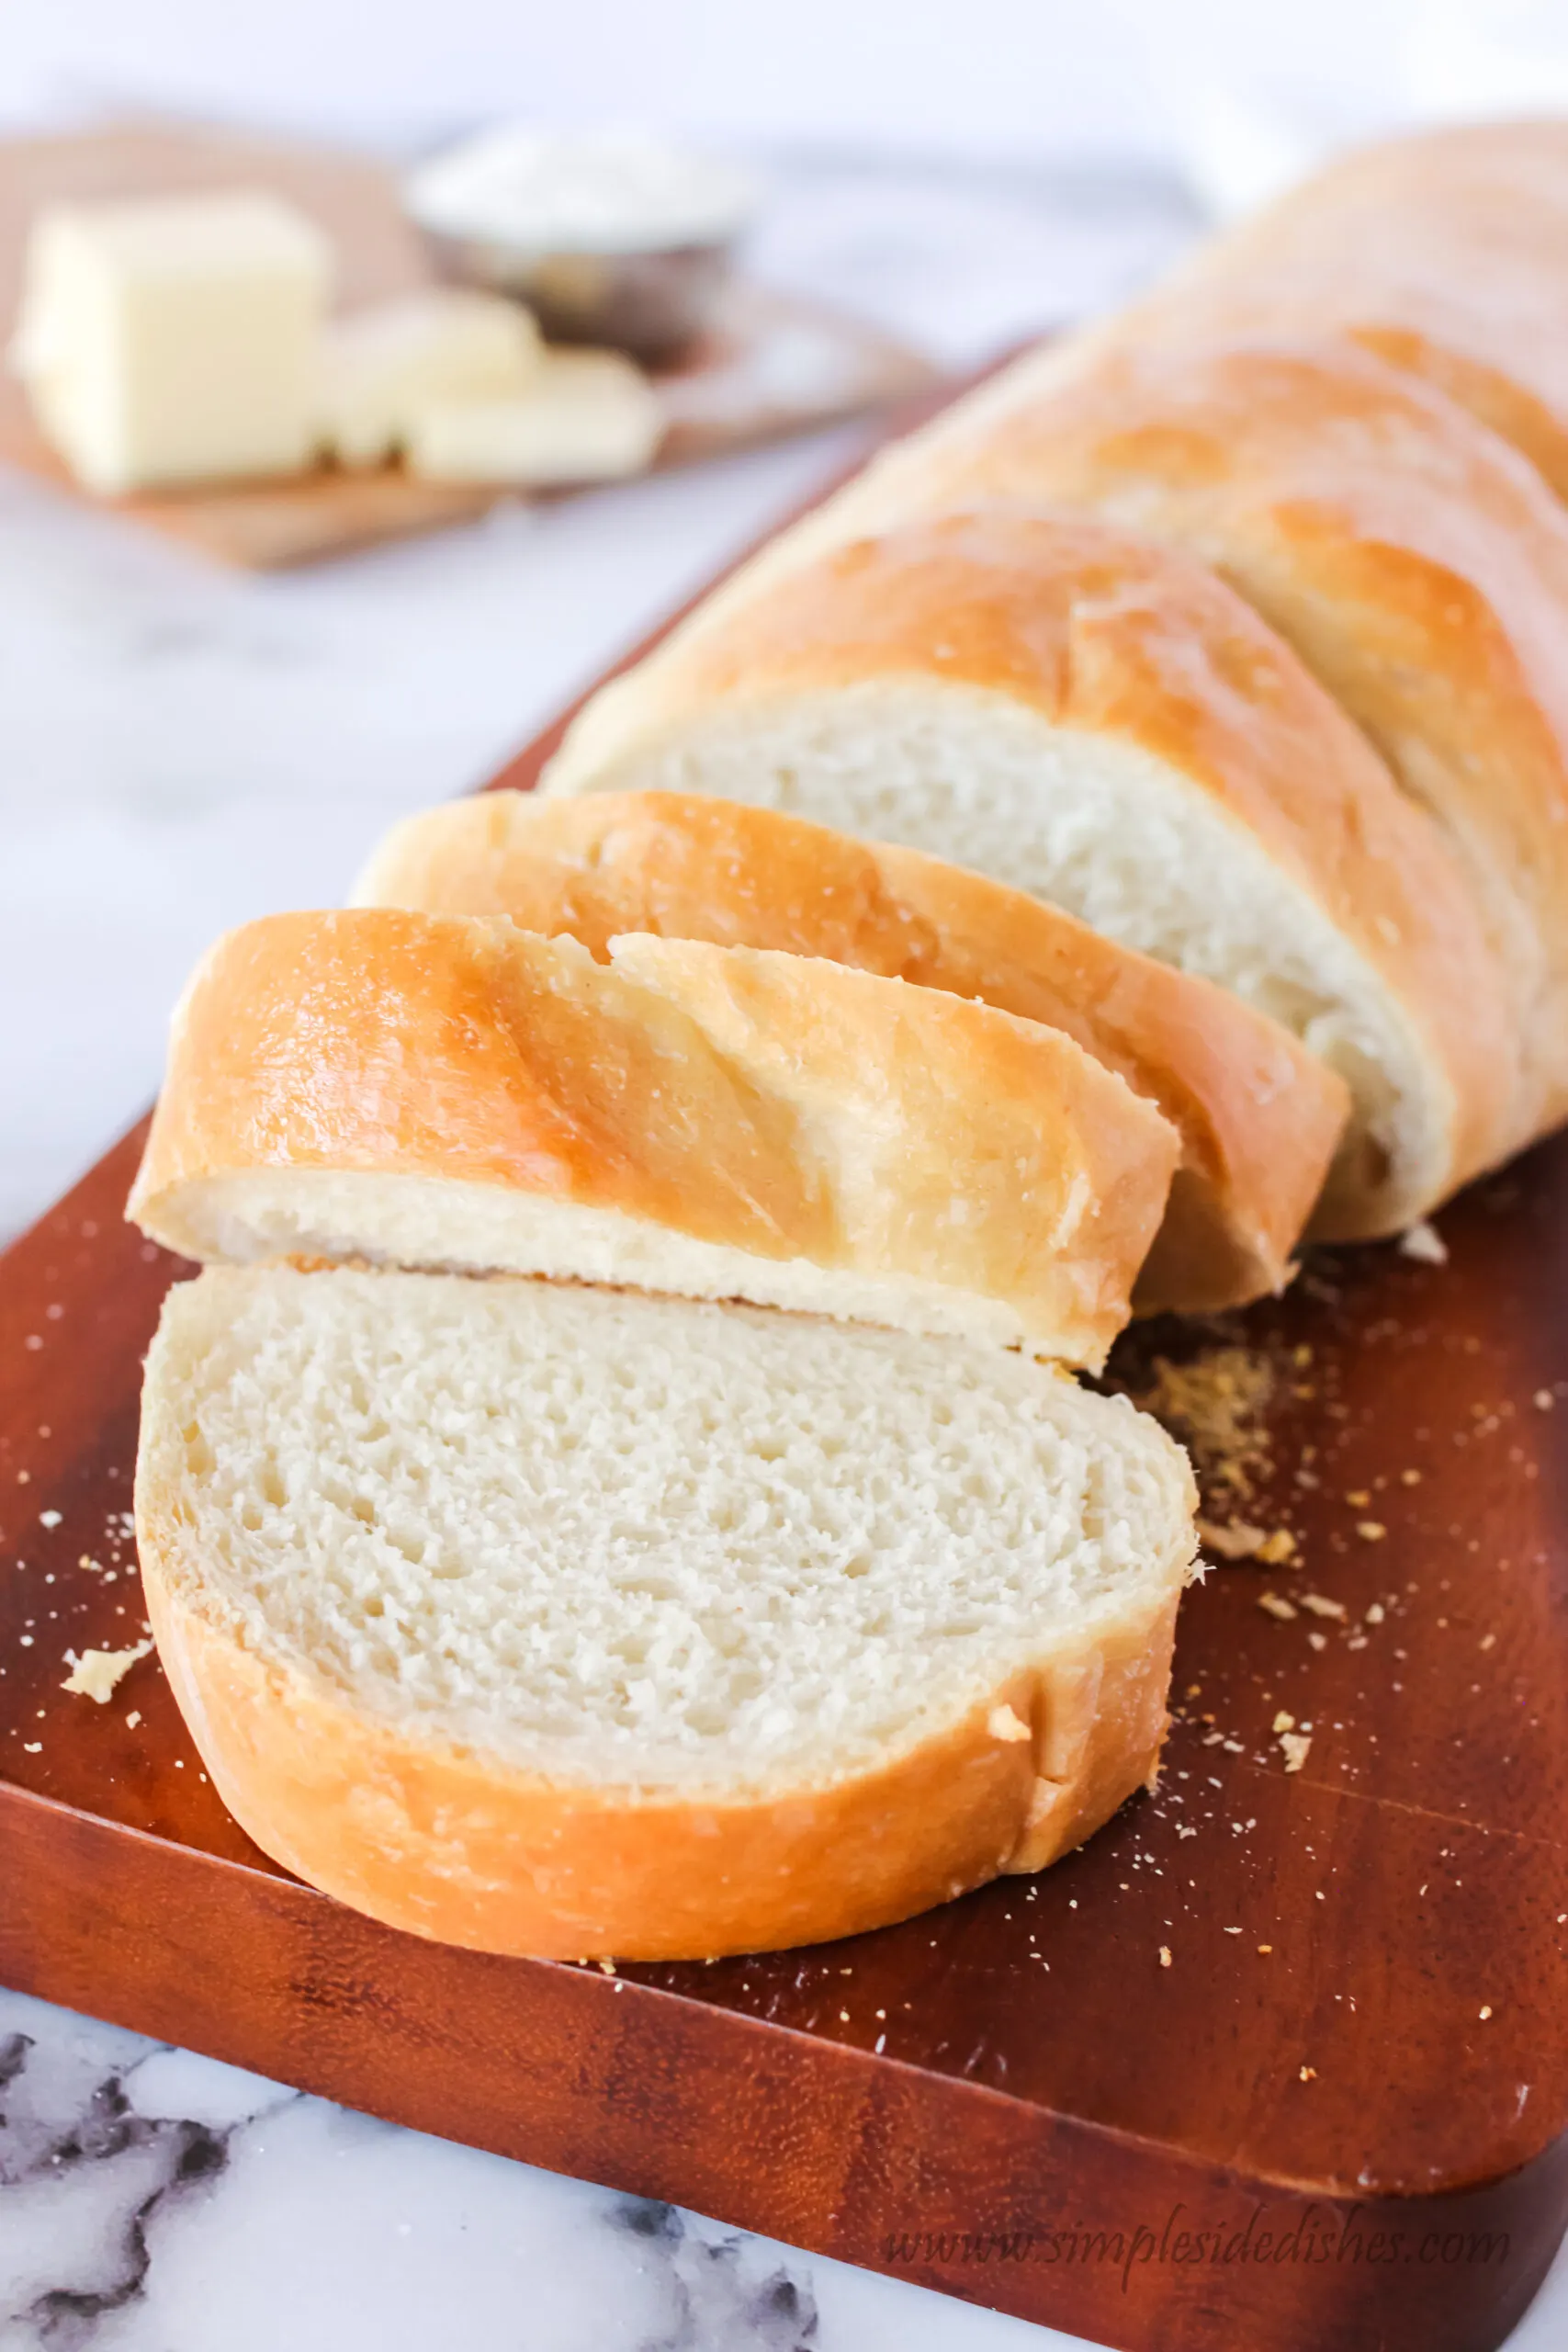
127;906;1179;1369
355;787;1348;1309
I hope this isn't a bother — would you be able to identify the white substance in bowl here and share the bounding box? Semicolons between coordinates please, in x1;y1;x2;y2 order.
406;129;759;257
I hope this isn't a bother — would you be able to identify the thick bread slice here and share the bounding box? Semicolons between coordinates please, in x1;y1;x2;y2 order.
780;344;1568;1155
136;1265;1199;1961
128;908;1178;1370
355;787;1348;1311
539;512;1510;1238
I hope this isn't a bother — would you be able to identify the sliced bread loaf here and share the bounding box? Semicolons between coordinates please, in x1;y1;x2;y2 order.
538;511;1511;1238
794;345;1568;1157
136;1264;1198;1961
354;787;1348;1311
128;906;1179;1370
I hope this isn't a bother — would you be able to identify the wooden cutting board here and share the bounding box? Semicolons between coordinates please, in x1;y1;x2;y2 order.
0;120;940;568
1;513;1566;2352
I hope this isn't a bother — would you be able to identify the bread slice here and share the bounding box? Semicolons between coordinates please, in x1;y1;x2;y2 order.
540;511;1512;1238
135;1264;1198;1961
795;343;1568;1159
128;906;1179;1372
353;787;1348;1312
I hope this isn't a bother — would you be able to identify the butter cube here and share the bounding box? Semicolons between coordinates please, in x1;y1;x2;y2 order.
321;288;543;467
406;349;662;486
11;191;332;494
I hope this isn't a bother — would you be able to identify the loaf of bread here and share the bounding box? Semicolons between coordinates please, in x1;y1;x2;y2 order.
1115;119;1568;503
139;116;1568;1966
540;510;1509;1238
354;786;1346;1310
829;343;1568;1155
136;1264;1197;1961
129;905;1179;1371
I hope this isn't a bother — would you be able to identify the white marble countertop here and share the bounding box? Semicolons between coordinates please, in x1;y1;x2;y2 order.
3;155;1566;2350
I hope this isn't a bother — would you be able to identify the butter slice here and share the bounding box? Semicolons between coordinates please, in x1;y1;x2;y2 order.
12;191;331;495
321;288;542;468
406;349;662;486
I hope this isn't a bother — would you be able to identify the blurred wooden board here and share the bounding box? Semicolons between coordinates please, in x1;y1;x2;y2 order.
0;119;940;568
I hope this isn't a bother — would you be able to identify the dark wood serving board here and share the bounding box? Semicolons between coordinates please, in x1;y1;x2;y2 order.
3;562;1567;2352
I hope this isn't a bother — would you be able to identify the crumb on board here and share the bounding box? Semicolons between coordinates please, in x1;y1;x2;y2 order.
1398;1221;1448;1265
1258;1591;1298;1622
1357;1521;1387;1543
1272;1710;1296;1733
1300;2065;1318;2082
1365;1601;1386;1624
1197;1516;1267;1560
61;1638;152;1703
1279;1731;1313;1773
1134;1346;1277;1497
1535;1390;1554;1412
1159;1946;1172;1968
1479;2005;1494;2021
1299;1592;1348;1620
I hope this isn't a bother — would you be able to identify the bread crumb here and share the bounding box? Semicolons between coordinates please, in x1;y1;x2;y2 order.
1365;1601;1386;1624
1258;1944;1273;1954
22;1741;41;1754
1258;1592;1298;1622
1534;1390;1554;1411
1479;2005;1494;2020
1196;1517;1268;1560
1480;1633;1496;1651
1399;1221;1448;1265
61;1639;152;1703
1400;1468;1422;1486
1272;1710;1296;1734
1345;1489;1371;1508
1307;1630;1327;1651
1357;1521;1387;1543
1134;1347;1276;1496
1299;2064;1317;2082
1279;1731;1312;1773
1300;1593;1347;1620
38;1510;62;1529
125;1709;141;1729
1159;1945;1172;1968
987;1702;1031;1743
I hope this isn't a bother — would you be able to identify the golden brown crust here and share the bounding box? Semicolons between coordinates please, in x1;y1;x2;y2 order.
1120;119;1568;501
138;1509;1181;1962
846;352;1566;1153
545;509;1513;1215
356;788;1348;1309
128;907;1178;1367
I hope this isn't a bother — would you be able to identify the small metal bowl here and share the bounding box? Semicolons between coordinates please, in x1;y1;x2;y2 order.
418;232;735;365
